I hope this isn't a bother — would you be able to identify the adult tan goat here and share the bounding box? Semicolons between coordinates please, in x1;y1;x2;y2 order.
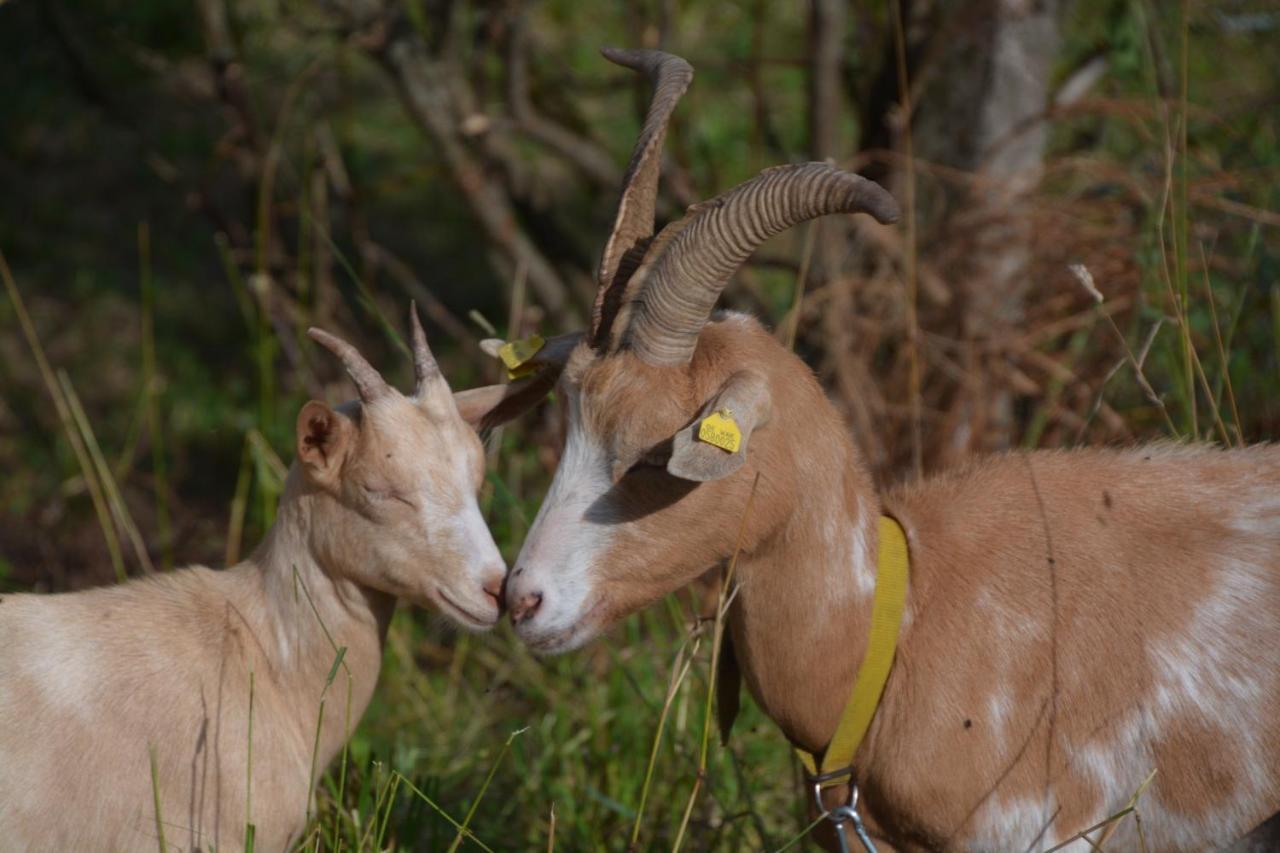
481;49;1280;851
0;307;511;851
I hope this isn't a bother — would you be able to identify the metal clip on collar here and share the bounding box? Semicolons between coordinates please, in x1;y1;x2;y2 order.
810;767;877;853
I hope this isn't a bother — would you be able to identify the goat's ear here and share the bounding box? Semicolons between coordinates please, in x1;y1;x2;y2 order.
668;370;771;482
453;331;584;433
296;401;353;483
453;370;558;433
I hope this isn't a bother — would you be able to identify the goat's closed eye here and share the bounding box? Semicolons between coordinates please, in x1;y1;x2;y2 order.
626;446;671;475
361;484;417;508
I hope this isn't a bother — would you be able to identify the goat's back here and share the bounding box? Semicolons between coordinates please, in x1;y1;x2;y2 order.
871;443;1280;851
0;569;308;851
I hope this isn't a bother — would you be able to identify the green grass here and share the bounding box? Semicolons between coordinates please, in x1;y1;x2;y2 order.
297;603;801;851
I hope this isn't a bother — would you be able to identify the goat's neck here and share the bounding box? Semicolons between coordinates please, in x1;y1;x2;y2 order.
730;436;883;754
236;488;395;769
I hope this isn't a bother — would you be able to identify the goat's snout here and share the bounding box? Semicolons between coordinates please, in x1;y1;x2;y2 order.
509;590;543;625
481;575;505;612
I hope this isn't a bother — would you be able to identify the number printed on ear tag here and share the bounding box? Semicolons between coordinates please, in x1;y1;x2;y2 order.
698;409;741;453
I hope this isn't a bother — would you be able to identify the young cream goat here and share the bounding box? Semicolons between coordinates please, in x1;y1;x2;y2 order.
481;49;1280;851
0;307;511;851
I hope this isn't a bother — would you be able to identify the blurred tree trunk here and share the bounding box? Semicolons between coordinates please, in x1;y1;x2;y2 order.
809;0;847;162
808;0;893;470
910;0;1064;459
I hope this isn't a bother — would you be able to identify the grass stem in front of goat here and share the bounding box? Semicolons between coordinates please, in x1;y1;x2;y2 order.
149;744;168;853
1045;768;1156;852
245;669;256;853
781;221;816;351
628;631;701;850
671;473;758;852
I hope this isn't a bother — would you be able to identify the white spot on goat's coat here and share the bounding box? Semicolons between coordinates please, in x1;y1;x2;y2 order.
972;793;1065;852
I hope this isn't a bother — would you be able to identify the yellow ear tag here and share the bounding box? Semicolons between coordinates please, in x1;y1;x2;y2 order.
497;334;545;381
698;409;741;453
505;362;539;381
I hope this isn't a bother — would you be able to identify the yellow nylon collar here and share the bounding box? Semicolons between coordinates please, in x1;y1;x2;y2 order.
797;515;910;783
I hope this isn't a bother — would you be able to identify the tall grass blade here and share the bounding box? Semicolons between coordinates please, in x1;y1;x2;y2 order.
138;221;172;568
1272;284;1280;385
781;221;817;351
395;772;496;853
226;436;254;566
1176;0;1194;437
245;669;256;852
0;250;128;582
1197;246;1242;444
306;215;408;357
671;473;760;852
628;635;699;850
59;370;156;575
446;726;529;853
771;815;827;852
376;772;404;850
890;0;922;480
149;744;169;853
292;564;355;851
247;428;287;530
305;698;326;826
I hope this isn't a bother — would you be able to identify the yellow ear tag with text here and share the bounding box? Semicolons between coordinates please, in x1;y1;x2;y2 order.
698;409;741;453
497;334;545;381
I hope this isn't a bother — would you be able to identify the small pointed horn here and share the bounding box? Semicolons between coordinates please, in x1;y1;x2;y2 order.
591;47;694;347
308;327;391;402
408;301;441;398
615;162;900;366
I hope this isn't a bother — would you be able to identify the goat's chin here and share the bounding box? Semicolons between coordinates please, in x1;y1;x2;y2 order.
518;617;601;656
426;586;500;633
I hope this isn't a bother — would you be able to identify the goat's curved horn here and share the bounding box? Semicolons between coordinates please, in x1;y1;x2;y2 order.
592;47;694;347
616;162;900;366
308;327;391;403
408;301;442;398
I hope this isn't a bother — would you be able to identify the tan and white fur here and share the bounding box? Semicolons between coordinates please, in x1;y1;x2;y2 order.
502;313;1280;851
0;309;512;851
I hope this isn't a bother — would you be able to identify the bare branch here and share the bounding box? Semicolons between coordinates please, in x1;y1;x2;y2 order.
506;12;621;190
375;25;582;326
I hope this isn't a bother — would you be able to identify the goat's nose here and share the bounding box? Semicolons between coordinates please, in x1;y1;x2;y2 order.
510;591;543;625
482;576;505;611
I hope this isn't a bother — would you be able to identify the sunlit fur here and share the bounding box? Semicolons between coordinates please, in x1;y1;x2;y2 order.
507;311;1280;851
0;382;503;850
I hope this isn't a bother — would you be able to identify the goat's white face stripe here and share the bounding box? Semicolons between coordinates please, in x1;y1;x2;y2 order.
511;388;614;650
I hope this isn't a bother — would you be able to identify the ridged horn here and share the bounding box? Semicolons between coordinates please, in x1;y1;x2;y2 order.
591;47;694;347
616;162;900;366
307;327;391;403
407;301;442;399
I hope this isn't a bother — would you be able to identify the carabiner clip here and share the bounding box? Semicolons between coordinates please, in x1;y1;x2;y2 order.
810;769;877;853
